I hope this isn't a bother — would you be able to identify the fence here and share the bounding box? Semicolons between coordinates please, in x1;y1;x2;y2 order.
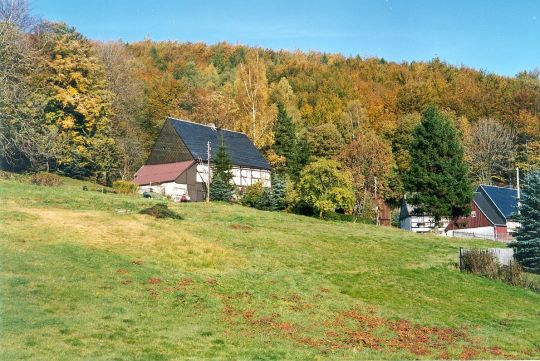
459;247;514;270
452;230;494;241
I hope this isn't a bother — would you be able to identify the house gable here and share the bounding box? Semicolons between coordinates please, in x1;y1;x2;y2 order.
146;120;194;165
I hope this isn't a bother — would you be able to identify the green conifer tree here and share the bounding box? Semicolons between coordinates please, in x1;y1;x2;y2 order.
210;135;235;201
273;102;298;176
402;105;473;224
269;174;287;210
513;171;540;273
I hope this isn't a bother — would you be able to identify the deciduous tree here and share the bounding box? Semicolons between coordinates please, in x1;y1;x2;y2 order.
297;158;355;218
469;118;515;185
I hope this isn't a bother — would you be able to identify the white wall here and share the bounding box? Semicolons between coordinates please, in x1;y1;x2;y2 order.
197;164;271;188
401;215;449;234
138;182;188;199
447;226;495;240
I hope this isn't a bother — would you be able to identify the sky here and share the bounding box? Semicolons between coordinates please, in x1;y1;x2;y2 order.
31;0;539;76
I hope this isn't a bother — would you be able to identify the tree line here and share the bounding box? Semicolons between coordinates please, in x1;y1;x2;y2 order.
2;0;540;219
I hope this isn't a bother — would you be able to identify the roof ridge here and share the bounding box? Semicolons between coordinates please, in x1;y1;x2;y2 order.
167;117;246;135
479;184;516;190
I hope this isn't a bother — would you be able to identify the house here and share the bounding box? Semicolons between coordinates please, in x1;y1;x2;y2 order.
446;185;519;242
134;118;271;201
399;200;449;234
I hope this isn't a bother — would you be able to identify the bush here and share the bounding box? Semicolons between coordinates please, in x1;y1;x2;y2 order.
461;249;499;278
113;180;138;194
241;182;264;208
139;204;182;220
461;249;539;292
30;172;63;187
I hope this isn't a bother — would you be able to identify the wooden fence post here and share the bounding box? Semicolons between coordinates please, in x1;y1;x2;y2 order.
459;247;463;272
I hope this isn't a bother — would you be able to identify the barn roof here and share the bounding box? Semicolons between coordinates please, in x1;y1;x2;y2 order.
477;185;518;220
168;118;271;170
134;160;194;185
473;191;506;226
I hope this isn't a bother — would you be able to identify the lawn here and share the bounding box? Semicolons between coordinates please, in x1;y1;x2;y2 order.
0;176;538;360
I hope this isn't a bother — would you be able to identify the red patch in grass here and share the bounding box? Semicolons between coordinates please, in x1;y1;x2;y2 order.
178;278;194;286
206;278;218;286
221;301;501;358
147;277;161;284
229;223;252;232
460;347;480;360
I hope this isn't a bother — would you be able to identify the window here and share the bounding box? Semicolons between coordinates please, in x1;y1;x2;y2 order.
471;211;477;218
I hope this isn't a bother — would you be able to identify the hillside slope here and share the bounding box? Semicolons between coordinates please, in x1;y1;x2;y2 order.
0;177;538;360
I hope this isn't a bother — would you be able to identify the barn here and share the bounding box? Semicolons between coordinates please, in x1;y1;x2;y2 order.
134;118;271;201
446;185;519;242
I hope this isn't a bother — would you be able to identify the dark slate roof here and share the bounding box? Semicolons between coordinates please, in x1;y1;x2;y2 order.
473;191;506;226
168;118;271;170
478;185;518;220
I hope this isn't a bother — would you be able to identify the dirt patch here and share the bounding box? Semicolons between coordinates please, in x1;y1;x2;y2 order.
229;223;252;232
222;300;505;359
178;278;194;286
206;278;218;286
116;268;129;274
131;259;144;265
147;277;162;284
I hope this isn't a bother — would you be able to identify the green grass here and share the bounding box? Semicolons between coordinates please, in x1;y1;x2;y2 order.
0;176;539;360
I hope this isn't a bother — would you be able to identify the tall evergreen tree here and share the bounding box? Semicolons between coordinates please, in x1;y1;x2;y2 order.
512;171;540;273
272;102;298;176
402;105;473;224
210;135;235;201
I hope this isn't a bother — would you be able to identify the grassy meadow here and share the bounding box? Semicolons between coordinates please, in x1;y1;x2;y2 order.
0;176;539;360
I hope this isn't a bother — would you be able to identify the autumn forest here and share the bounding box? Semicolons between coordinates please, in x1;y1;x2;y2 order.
2;3;540;215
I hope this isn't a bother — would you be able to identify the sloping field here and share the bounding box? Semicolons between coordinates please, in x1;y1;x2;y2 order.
0;177;538;360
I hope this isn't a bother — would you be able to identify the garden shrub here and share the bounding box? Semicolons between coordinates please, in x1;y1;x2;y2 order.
113;180;138;194
139;204;182;220
241;182;264;208
30;172;63;187
461;249;499;278
461;249;539;292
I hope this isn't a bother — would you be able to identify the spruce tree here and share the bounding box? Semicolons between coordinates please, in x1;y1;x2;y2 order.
210;136;235;201
402;105;473;224
269;174;287;210
513;171;540;273
273;102;298;176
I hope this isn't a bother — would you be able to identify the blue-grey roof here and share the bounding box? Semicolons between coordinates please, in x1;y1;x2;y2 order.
473;191;506;226
168;118;271;170
477;185;518;220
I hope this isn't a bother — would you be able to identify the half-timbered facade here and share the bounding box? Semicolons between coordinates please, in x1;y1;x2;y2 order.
134;118;271;201
399;201;449;234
